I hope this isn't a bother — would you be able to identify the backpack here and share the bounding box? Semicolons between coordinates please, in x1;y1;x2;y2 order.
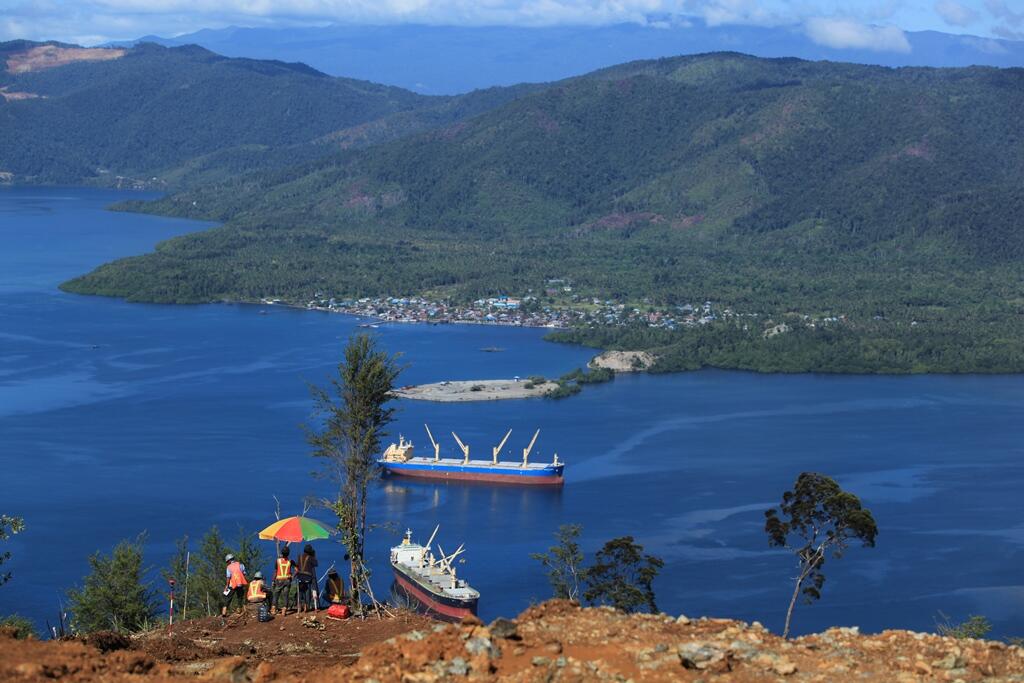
326;604;350;620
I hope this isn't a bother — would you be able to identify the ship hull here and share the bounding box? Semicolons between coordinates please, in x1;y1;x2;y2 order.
392;566;478;621
380;459;563;485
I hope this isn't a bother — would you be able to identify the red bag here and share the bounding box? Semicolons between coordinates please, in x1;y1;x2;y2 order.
326;604;350;620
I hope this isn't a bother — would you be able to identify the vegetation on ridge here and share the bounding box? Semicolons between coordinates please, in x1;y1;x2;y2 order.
56;53;1024;374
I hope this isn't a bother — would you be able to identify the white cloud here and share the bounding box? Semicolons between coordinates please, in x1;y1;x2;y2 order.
984;0;1024;41
934;0;979;27
680;0;787;27
959;35;1009;52
985;0;1024;26
804;16;912;52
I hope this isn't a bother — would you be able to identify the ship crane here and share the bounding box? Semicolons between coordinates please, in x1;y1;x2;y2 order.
419;524;440;567
437;543;466;588
522;429;540;468
492;429;512;465
424;424;440;462
452;431;470;464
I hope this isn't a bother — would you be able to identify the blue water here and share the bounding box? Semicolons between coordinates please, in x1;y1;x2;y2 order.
2;186;1023;638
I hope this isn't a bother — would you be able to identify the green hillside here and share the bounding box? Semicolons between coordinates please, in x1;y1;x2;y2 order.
0;41;539;186
61;53;1024;373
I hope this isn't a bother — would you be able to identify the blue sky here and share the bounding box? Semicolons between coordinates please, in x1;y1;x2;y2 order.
1;0;1021;45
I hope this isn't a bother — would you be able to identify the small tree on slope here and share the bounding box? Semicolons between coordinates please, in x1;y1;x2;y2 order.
531;524;587;601
307;334;401;613
765;472;878;638
583;536;663;614
67;535;157;634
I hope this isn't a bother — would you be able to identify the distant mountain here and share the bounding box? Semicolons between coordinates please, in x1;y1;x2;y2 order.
65;53;1024;373
0;40;538;186
113;21;1024;94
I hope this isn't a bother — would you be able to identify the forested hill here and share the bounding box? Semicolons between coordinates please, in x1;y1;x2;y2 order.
62;53;1024;373
0;41;538;186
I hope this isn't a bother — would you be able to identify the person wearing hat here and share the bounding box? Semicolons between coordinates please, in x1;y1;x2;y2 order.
295;544;318;613
323;568;345;606
246;571;268;604
271;545;296;615
221;553;248;616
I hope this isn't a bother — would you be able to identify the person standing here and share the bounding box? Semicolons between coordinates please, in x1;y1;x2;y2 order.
296;544;318;613
221;554;248;616
271;546;295;615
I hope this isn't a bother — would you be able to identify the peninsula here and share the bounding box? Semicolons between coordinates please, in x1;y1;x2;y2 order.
393;379;560;402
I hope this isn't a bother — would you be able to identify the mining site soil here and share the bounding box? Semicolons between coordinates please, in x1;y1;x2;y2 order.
1;608;433;682
5;601;1024;681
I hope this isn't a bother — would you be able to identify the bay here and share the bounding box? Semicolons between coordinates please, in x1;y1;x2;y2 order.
1;186;1022;638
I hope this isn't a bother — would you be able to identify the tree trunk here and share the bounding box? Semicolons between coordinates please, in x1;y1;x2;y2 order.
783;572;806;639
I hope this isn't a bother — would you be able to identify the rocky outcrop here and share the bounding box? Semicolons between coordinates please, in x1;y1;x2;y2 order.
4;601;1024;682
345;601;1024;682
589;350;655;372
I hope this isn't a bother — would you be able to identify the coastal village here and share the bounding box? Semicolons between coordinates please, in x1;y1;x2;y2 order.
269;290;847;337
289;291;729;330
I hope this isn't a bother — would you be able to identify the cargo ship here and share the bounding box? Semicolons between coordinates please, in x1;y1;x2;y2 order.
378;426;564;485
391;526;479;620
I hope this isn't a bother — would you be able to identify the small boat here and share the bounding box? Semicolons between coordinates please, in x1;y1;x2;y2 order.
378;426;564;485
391;526;479;620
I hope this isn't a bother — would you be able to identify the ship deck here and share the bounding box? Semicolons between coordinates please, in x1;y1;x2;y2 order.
385;456;558;471
395;560;479;600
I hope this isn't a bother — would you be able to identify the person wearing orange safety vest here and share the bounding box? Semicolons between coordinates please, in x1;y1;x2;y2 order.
220;553;248;616
246;571;268;604
271;545;296;615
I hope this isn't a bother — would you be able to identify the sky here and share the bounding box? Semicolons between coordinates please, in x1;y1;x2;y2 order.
0;0;1022;47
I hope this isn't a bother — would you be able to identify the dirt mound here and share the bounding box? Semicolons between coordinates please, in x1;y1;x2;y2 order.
4;602;1024;681
0;634;166;682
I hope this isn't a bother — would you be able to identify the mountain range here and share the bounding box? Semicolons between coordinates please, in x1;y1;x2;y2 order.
2;38;1022;374
112;21;1024;94
0;40;538;186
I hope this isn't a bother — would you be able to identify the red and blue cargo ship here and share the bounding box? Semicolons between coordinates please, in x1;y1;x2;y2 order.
391;526;478;620
377;426;564;485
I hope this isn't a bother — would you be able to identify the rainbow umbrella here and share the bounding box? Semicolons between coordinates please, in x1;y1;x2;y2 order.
258;516;333;543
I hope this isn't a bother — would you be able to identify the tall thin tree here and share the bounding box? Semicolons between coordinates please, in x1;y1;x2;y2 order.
307;334;401;613
765;472;878;638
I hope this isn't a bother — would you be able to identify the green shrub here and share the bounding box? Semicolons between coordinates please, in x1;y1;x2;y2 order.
936;613;992;640
0;614;38;640
545;382;582;400
67;535;157;634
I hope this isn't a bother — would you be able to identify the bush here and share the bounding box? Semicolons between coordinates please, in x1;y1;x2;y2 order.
0;614;38;640
67;535;157;634
576;367;614;384
936;613;992;640
470;384;484;392
545;382;582;400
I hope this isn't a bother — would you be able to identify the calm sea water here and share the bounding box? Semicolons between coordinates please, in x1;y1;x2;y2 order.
2;186;1023;638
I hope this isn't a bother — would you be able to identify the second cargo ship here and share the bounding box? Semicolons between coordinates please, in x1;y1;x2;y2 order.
378;425;564;485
